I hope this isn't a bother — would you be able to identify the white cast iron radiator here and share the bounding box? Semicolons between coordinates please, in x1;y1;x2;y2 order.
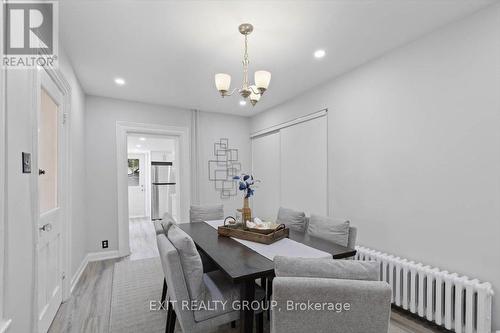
355;246;494;333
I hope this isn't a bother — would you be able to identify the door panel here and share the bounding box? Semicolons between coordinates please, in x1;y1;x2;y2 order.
251;131;281;221
280;116;327;215
251;116;328;220
128;153;146;217
37;83;63;333
39;89;58;214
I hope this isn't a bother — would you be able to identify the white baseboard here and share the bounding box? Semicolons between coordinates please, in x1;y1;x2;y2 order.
70;250;121;294
87;250;121;262
70;254;89;294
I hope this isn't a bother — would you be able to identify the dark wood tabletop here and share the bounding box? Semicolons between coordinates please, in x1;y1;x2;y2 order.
178;222;275;283
178;222;357;282
288;229;357;259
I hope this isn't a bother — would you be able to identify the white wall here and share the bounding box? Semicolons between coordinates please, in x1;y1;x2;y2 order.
3;48;87;333
196;111;252;217
84;96;251;253
251;4;500;330
0;3;8;330
4;68;36;333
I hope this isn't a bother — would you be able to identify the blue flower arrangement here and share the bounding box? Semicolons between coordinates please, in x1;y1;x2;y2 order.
233;174;259;198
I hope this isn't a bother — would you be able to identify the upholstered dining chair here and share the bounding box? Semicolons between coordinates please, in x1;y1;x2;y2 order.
157;225;265;333
271;256;391;333
189;204;223;272
276;207;307;232
154;214;177;304
189;204;225;223
276;209;357;249
154;212;177;235
154;211;216;304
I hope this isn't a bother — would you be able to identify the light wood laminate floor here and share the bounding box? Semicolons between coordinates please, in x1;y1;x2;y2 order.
128;217;159;261
48;259;446;333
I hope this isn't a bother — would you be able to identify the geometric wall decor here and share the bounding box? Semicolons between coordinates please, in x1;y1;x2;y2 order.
208;138;241;198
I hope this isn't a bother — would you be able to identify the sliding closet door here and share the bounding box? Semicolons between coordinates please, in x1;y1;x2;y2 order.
280;116;327;215
251;131;280;220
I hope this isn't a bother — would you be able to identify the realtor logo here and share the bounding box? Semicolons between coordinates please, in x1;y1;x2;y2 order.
2;1;58;68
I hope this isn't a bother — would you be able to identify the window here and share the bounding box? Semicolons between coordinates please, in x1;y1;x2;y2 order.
128;158;140;186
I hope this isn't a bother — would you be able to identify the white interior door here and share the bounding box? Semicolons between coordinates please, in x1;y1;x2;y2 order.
37;74;65;333
280;116;327;215
128;153;147;218
252;131;281;220
251;114;328;219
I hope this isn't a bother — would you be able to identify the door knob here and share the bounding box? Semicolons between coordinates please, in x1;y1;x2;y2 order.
39;169;46;175
39;223;52;232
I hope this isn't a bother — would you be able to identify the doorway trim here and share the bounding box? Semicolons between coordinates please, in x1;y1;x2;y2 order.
31;65;72;332
0;1;11;329
116;121;191;257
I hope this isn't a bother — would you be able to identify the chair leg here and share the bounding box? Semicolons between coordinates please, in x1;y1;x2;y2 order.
267;276;273;321
167;303;177;333
256;312;264;333
161;278;167;304
230;321;236;328
165;300;172;333
165;304;172;333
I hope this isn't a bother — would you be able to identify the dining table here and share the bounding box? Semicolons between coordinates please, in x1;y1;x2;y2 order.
178;221;357;333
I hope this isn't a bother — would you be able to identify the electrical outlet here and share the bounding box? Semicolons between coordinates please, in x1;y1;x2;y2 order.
102;240;108;249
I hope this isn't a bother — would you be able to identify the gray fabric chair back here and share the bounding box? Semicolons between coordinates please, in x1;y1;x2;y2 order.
154;212;177;235
306;215;350;247
304;216;357;248
157;234;197;332
276;207;307;232
272;278;391;333
271;256;391;333
190;204;224;223
154;221;164;235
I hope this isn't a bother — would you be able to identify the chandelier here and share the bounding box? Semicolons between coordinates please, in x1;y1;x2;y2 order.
214;23;271;106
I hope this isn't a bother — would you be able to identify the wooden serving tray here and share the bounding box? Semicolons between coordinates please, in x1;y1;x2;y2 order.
217;225;289;245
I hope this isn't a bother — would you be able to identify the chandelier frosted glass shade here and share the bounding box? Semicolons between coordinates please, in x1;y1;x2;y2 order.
215;73;231;94
214;23;271;106
249;85;261;106
254;70;271;93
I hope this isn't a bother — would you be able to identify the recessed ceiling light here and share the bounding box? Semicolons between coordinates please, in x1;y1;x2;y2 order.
114;77;126;86
139;137;146;141
136;144;141;148
314;49;326;59
239;100;247;106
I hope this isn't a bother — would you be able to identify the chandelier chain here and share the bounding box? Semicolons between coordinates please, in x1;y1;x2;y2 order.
242;34;249;89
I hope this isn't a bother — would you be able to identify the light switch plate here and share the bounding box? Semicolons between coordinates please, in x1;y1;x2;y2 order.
22;152;31;173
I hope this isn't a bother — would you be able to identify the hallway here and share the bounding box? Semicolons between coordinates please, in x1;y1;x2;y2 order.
128;218;159;261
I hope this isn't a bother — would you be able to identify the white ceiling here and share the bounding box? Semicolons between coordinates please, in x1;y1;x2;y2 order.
60;0;496;116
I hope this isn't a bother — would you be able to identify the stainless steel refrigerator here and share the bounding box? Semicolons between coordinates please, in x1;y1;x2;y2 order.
151;161;176;220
